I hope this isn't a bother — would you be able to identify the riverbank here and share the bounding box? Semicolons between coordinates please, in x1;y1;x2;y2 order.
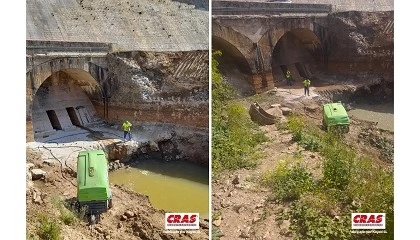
26;123;210;240
348;102;394;132
211;85;394;239
109;159;209;218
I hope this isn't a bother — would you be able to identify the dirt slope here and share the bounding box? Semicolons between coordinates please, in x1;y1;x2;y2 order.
26;138;210;240
211;83;393;239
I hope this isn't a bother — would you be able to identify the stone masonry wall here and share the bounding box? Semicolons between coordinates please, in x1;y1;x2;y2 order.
103;51;209;127
325;11;394;82
26;0;208;51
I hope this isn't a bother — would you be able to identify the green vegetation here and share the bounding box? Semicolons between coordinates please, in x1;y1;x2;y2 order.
32;195;88;239
51;195;85;226
59;208;78;226
37;214;61;240
211;49;393;239
265;114;394;239
212;50;268;175
263;160;315;201
212;226;225;240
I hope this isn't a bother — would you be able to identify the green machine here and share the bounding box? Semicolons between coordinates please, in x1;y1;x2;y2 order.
322;102;351;133
77;150;112;222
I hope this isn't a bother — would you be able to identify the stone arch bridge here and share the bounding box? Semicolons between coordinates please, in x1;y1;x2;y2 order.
26;40;210;140
26;40;111;139
212;1;333;93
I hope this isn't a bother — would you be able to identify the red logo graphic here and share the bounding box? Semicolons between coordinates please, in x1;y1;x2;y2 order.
351;213;386;229
165;213;199;230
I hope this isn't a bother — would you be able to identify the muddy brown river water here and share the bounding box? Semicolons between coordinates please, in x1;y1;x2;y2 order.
347;102;394;131
109;159;209;218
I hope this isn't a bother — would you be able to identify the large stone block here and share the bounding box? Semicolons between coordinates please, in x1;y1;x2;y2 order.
31;169;46;180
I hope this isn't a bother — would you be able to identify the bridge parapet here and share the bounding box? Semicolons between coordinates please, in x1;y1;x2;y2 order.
213;1;332;15
26;40;112;55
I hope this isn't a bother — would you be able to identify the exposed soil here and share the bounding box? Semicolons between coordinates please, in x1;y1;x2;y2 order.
211;79;394;239
26;125;209;240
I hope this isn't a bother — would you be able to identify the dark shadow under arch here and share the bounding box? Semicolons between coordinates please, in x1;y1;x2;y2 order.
30;69;105;138
212;36;255;96
271;28;322;86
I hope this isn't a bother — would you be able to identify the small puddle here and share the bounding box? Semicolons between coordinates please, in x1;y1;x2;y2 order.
347;102;394;132
109;159;209;218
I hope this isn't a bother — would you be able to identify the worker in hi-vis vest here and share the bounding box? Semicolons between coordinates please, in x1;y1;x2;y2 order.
303;78;311;96
122;120;132;141
285;69;292;86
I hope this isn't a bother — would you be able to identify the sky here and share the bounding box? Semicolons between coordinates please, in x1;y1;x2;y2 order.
1;1;417;239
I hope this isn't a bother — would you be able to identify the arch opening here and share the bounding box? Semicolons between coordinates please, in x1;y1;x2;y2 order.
212;36;254;96
31;69;103;139
271;29;322;86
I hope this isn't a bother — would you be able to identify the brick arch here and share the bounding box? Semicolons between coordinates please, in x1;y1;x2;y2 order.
212;22;257;72
26;57;107;116
258;18;315;70
26;57;108;140
27;57;105;96
264;23;322;85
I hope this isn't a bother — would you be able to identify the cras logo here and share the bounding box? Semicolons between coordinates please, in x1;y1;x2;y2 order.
351;213;386;229
165;213;199;230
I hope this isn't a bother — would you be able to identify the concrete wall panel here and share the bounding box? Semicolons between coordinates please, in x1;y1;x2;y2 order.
32;80;98;137
27;0;208;51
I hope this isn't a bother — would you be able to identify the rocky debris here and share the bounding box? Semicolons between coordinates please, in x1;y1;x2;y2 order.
94;226;112;240
108;144;129;161
43;159;55;166
27;163;35;170
279;219;291;231
26;142;210;240
26;180;34;194
200;218;210;229
155;131;173;142
232;175;240;185
252;216;260;223
117;222;123;228
31;188;44;204
213;201;222;211
304;104;319;113
213;216;222;227
268;88;278;94
112;124;209;166
359;128;394;162
62;167;77;178
281;107;292;116
124;210;136;218
220;199;230;208
31;169;46;180
283;100;304;110
26;163;36;180
213;226;225;239
212;67;393;240
265;106;283;117
94;226;105;234
132;221;153;239
148;140;160;152
158;140;180;162
234;205;247;214
255;203;264;209
109;160;125;171
239;226;251;238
